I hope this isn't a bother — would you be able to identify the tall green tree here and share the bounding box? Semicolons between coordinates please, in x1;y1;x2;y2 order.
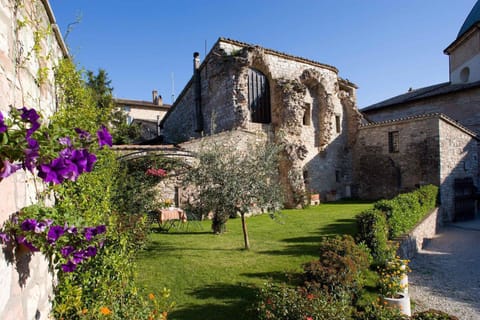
185;139;283;249
86;68;141;144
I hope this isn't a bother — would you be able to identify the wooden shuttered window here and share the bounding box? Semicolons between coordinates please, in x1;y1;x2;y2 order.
248;68;271;124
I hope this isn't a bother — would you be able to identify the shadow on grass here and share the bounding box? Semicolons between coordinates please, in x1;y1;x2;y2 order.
259;218;356;257
240;270;303;285
171;283;258;320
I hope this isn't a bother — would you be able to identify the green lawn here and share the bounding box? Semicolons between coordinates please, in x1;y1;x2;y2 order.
135;202;372;320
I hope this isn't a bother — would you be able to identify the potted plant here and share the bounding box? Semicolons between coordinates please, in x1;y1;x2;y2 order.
378;257;411;316
309;190;320;205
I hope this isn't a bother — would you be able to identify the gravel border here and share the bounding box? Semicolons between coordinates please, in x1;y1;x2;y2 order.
408;223;480;319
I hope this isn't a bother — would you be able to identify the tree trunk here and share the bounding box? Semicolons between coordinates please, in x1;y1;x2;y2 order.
241;213;250;250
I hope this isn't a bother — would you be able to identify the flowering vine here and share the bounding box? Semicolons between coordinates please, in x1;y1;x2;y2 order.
0;106;112;183
0;106;112;272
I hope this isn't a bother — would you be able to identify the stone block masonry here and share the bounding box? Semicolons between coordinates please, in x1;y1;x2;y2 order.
0;1;68;319
161;38;362;207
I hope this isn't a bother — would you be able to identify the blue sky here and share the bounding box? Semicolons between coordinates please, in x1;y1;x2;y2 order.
49;0;477;108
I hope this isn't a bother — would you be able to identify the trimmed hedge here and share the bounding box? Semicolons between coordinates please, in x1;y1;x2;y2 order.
356;185;438;262
355;209;391;264
374;185;438;238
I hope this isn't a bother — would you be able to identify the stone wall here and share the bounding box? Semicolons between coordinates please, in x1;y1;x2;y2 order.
353;115;441;200
353;113;479;222
438;118;479;221
162;38;362;206
0;1;67;319
396;208;440;259
362;87;480;135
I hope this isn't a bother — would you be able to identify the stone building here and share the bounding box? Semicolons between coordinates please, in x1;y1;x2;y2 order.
114;90;170;141
356;1;480;222
160;37;363;207
353;113;479;221
362;1;480;135
0;1;68;319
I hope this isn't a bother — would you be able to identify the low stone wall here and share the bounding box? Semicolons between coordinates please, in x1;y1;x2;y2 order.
396;207;441;259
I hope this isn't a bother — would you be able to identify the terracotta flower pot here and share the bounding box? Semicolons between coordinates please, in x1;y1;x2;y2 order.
382;293;411;316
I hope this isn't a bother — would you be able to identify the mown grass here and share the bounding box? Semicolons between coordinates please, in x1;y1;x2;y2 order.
135;202;373;320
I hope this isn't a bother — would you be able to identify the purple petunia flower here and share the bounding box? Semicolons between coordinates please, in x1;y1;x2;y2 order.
47;225;65;243
24;137;40;172
84;246;97;257
60;245;75;257
16;235;39;252
72;251;86;264
38;157;77;184
84;227;96;241
0;232;11;244
95;225;106;235
64;224;77;235
97;125;112;149
58;137;72;147
0;111;7;133
0;159;21;178
75;128;91;141
19;107;40;122
21;218;38;231
34;221;47;233
19;107;41;138
70;149;97;174
61;260;77;272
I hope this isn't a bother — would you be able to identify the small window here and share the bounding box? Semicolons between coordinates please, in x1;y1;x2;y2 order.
123;106;131;112
303;103;311;126
388;131;399;153
303;170;309;184
335;114;341;133
460;67;470;83
335;170;341;183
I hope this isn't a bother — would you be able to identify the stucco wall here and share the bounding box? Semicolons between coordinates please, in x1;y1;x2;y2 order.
126;106;167;123
0;1;67;319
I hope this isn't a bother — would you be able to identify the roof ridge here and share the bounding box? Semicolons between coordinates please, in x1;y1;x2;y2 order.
361;112;479;138
218;37;339;74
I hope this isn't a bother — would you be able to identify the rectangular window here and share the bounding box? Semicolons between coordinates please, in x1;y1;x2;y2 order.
303;103;311;126
388;131;399;153
335;170;341;183
335;114;341;133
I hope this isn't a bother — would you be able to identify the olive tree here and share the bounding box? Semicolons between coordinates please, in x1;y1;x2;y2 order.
185;139;283;249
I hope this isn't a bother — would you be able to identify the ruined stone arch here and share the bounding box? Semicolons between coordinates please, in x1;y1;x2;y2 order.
339;85;363;149
300;68;335;151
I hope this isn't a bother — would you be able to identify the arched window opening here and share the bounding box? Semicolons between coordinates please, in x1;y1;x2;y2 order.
248;68;271;124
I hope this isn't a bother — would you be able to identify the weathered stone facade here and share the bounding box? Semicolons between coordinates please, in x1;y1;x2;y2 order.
353;113;479;221
0;1;67;319
363;86;480;135
161;38;363;206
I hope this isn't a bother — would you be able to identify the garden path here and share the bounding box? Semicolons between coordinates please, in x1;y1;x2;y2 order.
409;219;480;319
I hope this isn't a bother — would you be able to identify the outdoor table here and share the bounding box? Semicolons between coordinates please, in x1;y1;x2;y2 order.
151;207;187;231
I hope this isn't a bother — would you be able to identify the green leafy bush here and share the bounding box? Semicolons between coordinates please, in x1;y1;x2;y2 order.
302;235;370;301
48;59;172;319
353;301;406;320
411;309;459;320
356;209;393;264
254;282;353;320
373;185;438;238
